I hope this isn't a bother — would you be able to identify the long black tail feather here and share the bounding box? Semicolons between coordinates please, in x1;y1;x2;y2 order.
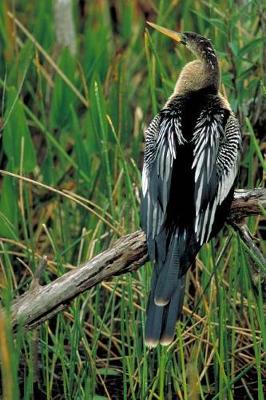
154;233;181;305
160;275;185;345
145;273;186;347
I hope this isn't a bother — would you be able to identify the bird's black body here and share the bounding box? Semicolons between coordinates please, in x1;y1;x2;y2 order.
141;28;241;347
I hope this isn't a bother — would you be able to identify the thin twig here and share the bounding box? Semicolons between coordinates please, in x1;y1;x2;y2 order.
30;256;48;289
234;224;266;275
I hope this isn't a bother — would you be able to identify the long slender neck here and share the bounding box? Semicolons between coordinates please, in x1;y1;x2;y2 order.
174;42;220;96
173;60;219;96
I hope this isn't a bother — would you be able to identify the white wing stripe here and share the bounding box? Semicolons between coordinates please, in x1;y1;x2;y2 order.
142;106;186;242
192;110;241;244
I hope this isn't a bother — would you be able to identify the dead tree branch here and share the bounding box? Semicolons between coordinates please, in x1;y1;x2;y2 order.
7;188;266;330
11;231;147;330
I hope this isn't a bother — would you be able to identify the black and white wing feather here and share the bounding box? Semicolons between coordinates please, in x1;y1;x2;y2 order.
141;105;189;345
141;107;185;260
192;109;241;245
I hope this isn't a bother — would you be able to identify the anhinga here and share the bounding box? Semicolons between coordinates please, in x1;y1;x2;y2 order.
141;23;242;347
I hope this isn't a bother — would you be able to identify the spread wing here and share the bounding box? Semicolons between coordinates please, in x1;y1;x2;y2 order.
192;109;241;245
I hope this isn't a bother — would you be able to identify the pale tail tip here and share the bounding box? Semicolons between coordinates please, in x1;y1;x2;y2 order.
154;297;169;306
145;336;174;347
145;337;159;349
159;335;174;346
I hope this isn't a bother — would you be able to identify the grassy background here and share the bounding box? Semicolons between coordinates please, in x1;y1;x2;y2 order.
0;0;265;399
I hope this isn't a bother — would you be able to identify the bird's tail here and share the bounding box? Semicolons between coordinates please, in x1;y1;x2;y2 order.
145;234;186;347
145;273;185;347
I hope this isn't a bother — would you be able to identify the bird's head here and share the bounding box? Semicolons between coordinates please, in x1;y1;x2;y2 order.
147;22;218;70
147;22;219;95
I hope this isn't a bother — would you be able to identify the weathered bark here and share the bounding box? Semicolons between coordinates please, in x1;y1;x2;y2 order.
9;188;266;330
228;188;266;221
12;231;148;330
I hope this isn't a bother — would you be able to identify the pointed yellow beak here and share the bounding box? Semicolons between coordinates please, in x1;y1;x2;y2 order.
147;21;183;43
